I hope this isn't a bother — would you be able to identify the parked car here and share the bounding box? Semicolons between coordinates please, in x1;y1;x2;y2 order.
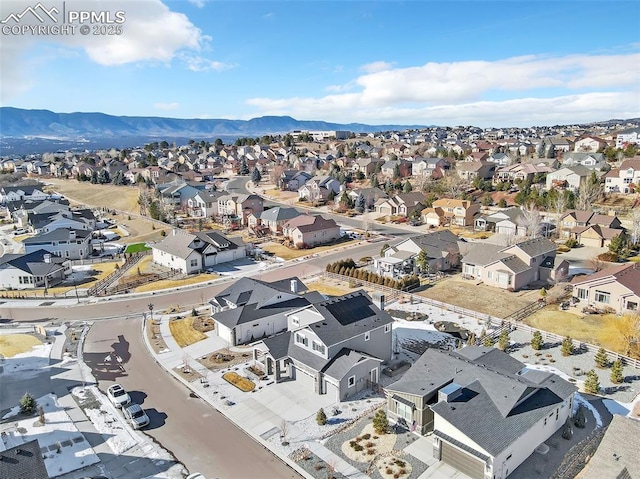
123;403;150;429
13;228;27;235
107;384;131;408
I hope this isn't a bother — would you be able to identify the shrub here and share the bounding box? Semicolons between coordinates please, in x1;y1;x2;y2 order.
314;464;324;471
594;347;609;368
367;448;375;455
362;433;371;440
482;335;494;347
561;337;574;356
497;329;510;351
372;409;388;435
561;417;573;440
365;441;374;448
611;359;624;384
386;468;393;475
316;408;327;426
584;370;600;394
565;238;579;248
20;392;37;415
574;405;586;428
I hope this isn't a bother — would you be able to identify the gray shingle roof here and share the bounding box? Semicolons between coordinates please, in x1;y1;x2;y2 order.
0;439;49;479
322;348;382;381
23;228;89;244
387;347;576;456
259;207;300;222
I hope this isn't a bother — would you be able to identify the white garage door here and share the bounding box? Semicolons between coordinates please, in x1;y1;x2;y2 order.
294;366;316;393
441;442;485;479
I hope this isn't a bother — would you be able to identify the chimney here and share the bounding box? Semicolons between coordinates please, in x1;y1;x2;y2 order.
290;279;298;294
44;254;51;264
69;230;76;239
372;292;385;311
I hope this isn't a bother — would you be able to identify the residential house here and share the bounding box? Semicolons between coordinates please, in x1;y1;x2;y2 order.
603;159;640;193
462;237;568;290
209;276;323;345
574;136;608;153
374;230;463;277
298;176;341;202
254;290;393;401
474;207;526;236
384;346;576;479
411;157;447;178
23;228;91;260
217;193;264;225
248;206;301;235
375;193;427;217
455;160;495;181
579;415;640;479
615;127;640;148
151;230;246;274
431;198;480;227
561;152;608;171
0;184;48;204
279;170;312;191
354;158;384;176
492;163;553;185
545;165;591;191
381;159;412;178
486;152;513;167
558;210;623;246
27;209;96;234
571;263;640;314
187;190;221;218
156;181;201;209
281;214;341;248
0;249;67;290
344;187;388;211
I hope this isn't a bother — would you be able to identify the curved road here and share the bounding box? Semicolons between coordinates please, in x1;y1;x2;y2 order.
85;317;300;479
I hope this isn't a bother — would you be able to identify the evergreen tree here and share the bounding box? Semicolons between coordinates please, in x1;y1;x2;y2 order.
573;405;586;428
416;249;429;273
561;337;574;356
239;159;250;175
482;335;495;347
594;347;609;368
327;189;336;202
584;370;600;394
316;408;327;426
372;409;389;435
561;417;573;440
497;329;510;351
355;193;366;213
531;331;544;351
20;392;37;415
393;163;401;179
498;198;507;208
371;174;379;188
403;181;413;193
611;359;624;384
251;167;262;184
608;233;626;258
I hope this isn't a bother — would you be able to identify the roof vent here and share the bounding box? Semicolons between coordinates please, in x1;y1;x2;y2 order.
439;382;463;403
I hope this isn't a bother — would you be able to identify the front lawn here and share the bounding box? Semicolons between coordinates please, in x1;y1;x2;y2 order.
261;237;358;261
124;242;151;254
222;372;255;392
168;317;207;348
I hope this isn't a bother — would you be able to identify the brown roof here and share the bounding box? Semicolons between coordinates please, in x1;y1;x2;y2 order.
571;263;640;294
619;158;640;170
283;214;337;232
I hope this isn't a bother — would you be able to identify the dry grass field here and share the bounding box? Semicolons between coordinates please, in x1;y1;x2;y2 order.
134;274;214;293
261;238;358;261
416;276;539;318
306;278;359;297
168;317;207;348
0;334;42;357
525;307;639;356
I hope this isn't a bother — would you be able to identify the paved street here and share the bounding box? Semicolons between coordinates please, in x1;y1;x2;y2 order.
84;317;300;479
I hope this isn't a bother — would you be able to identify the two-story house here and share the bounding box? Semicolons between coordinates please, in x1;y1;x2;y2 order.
298;176;341;202
248;206;301;235
455;160;495;181
562;152;608;171
385;346;576;479
281;214;341;248
431;198;480;227
558;210;623;247
23;228;91;260
462;237;568;290
0;184;48;204
216;193;264;225
375;193;427;217
603;159;640;194
0;249;68;290
254;290;394;401
545;165;591;191
279;170;312;191
615;127;640;148
187;190;221;218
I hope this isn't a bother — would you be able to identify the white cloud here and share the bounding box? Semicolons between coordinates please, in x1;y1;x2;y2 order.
359;61;394;74
187;0;206;8
246;51;640;126
182;55;237;72
154;102;179;110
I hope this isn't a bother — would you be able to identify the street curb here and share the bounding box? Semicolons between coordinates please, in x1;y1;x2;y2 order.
140;316;314;479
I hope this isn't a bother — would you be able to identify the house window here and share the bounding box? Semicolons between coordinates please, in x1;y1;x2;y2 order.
506;454;512;461
384;324;391;333
295;333;308;346
486;271;492;280
365;332;370;341
577;288;588;300
190;259;198;267
396;400;413;421
594;290;610;304
312;341;325;354
348;376;355;388
291;317;299;326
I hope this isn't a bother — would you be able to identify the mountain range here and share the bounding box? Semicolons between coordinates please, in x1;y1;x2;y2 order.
0;107;425;155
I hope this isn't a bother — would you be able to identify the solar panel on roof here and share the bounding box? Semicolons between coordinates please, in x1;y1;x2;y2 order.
325;295;373;324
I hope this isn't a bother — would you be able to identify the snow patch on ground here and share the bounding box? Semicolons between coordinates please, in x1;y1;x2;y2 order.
574;393;603;428
603;399;630;417
0;342;52;379
0;393;99;477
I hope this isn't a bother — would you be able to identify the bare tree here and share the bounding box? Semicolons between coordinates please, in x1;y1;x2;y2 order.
269;164;286;189
575;181;603;211
517;204;542;239
441;172;469;199
589;255;605;272
552;191;567;239
280;419;289;440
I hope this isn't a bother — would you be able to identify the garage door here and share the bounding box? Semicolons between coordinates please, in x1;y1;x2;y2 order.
294;366;316;393
441;441;484;479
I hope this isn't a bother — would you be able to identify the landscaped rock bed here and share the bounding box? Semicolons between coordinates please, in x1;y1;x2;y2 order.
199;348;252;371
322;416;427;479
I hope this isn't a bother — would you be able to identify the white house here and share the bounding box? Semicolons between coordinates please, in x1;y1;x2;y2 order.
615;127;640;148
0;249;67;290
23;229;91;260
151;230;246;274
0;185;48;204
603;159;640;194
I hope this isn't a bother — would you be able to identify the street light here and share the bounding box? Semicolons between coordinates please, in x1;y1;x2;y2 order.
148;303;154;322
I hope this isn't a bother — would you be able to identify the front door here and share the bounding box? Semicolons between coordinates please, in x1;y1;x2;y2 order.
370;367;378;384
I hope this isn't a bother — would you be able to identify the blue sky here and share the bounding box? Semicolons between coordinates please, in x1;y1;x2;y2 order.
1;0;639;127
